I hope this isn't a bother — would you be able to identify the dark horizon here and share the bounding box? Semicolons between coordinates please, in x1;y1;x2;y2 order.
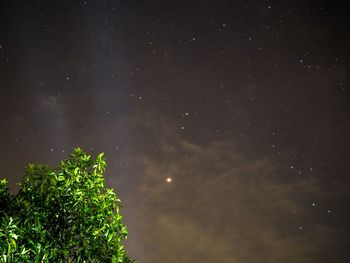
0;1;349;262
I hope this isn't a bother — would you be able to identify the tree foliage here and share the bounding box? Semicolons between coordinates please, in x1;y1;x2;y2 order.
0;148;134;262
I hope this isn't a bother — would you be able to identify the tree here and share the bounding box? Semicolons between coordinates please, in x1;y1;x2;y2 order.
0;148;135;262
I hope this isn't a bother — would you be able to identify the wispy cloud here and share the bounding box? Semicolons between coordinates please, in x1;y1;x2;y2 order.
106;113;345;263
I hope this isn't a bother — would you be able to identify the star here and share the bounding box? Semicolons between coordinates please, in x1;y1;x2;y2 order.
166;177;172;183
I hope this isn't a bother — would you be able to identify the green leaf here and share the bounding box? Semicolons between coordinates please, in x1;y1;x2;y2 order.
0;148;135;262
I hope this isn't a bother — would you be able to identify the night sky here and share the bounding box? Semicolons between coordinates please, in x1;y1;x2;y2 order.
1;1;350;262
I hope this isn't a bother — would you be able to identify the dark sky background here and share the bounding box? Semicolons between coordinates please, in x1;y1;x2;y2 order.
1;0;350;262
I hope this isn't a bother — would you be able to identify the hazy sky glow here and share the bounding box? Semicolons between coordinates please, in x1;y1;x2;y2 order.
0;1;349;262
